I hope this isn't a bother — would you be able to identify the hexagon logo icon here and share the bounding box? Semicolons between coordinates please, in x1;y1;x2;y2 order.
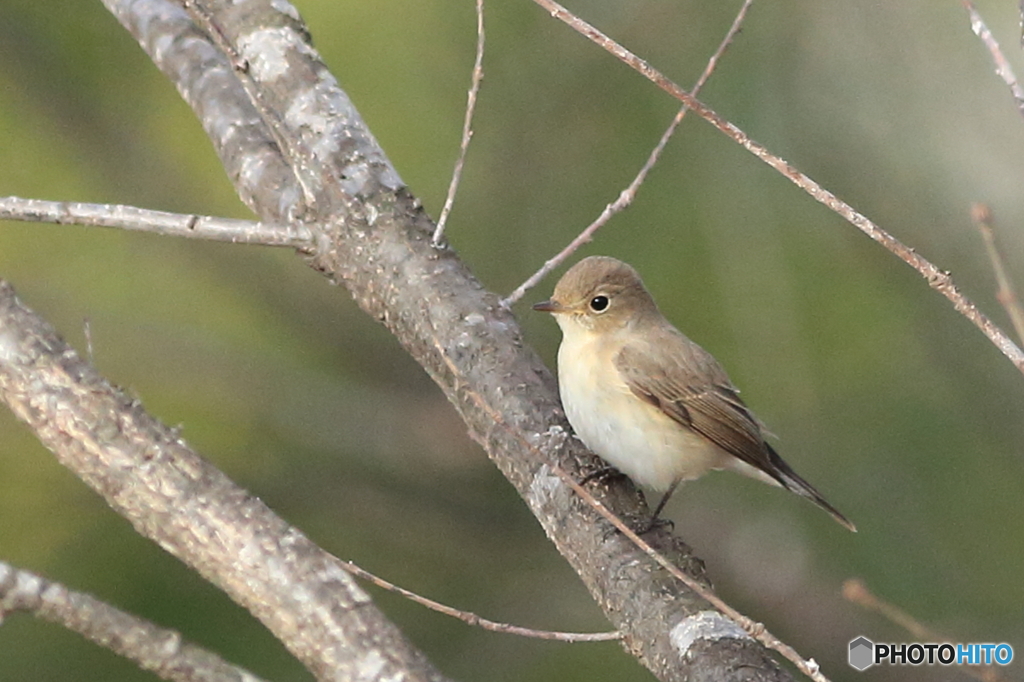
849;636;875;671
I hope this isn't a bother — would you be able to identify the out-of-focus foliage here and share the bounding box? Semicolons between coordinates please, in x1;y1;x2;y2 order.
1;1;1022;681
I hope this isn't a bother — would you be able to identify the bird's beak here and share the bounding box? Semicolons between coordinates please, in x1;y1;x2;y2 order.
532;299;563;313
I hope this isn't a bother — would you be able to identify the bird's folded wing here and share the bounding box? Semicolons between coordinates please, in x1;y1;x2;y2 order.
615;341;779;478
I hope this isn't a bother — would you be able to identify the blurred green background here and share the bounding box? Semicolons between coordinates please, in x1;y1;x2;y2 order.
1;1;1022;680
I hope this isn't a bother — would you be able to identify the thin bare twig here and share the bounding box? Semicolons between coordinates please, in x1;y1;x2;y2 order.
0;196;313;248
0;561;265;682
528;0;1024;376
432;0;486;246
504;0;755;306
963;4;1024;344
964;0;1024;119
842;579;930;641
971;203;1024;344
554;465;831;682
341;559;620;642
842;579;1012;682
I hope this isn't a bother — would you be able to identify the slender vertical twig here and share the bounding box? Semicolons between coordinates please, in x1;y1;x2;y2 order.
971;204;1024;344
962;3;1024;347
504;0;755;306
432;0;486;246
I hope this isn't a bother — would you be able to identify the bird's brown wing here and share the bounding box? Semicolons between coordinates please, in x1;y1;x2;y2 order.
614;335;782;483
615;329;857;531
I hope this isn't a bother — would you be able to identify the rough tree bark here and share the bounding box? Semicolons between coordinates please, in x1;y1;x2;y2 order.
0;0;798;680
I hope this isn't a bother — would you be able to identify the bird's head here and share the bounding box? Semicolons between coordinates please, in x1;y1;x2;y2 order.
532;256;659;334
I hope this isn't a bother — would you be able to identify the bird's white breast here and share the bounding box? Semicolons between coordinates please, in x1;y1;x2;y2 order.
555;323;728;491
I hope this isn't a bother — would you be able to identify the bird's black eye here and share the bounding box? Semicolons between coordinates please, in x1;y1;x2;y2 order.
589;295;609;312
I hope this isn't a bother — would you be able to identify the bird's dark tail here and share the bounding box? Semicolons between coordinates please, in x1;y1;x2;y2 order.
766;444;857;532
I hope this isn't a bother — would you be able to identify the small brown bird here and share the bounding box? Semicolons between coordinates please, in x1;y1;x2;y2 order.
533;256;855;531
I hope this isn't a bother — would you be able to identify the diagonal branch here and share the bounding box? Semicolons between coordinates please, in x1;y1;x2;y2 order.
529;0;1024;376
84;0;797;680
0;561;266;682
0;279;450;682
553;467;830;682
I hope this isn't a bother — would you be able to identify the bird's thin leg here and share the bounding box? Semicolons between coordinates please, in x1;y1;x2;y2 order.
651;478;681;519
640;478;682;533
